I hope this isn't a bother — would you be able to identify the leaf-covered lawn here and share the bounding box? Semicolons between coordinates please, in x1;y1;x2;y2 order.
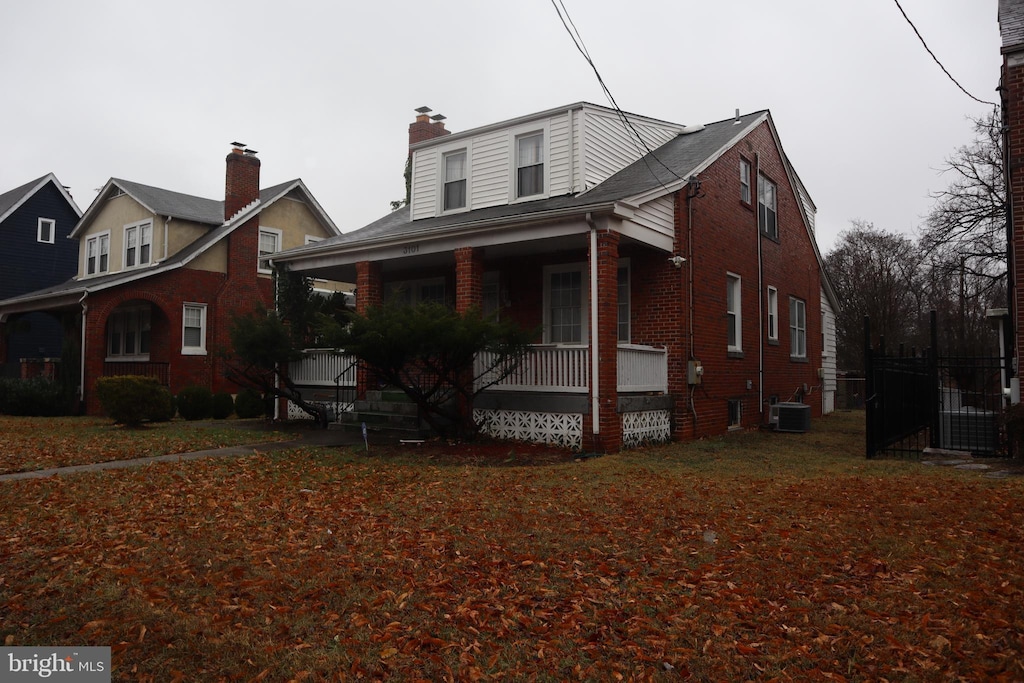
0;416;292;474
2;411;1023;681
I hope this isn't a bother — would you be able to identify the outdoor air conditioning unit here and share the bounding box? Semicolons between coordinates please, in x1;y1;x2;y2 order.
775;402;811;433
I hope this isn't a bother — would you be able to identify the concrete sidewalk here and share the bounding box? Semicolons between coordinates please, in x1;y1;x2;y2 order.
0;424;364;483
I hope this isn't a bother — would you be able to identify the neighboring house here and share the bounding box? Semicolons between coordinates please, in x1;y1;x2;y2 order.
0;146;341;413
0;174;82;371
274;103;837;452
1001;0;1024;401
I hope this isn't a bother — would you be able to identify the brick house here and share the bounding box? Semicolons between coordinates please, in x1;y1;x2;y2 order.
0;174;82;371
1001;0;1024;400
0;146;341;413
273;103;838;451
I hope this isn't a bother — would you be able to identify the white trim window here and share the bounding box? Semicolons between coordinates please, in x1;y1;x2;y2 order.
182;303;207;355
107;306;151;359
767;286;778;341
727;273;742;352
85;232;110;276
758;174;778;239
386;277;446;306
740;159;751;204
38;218;55;244
124;220;153;268
790;297;807;358
617;263;630;343
543;264;587;344
516;131;545;198
258;227;282;274
443;149;468;212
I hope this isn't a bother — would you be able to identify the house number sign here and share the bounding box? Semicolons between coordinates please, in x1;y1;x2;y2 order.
402;243;419;255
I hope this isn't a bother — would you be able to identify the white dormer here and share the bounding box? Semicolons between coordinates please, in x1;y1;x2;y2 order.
408;103;684;221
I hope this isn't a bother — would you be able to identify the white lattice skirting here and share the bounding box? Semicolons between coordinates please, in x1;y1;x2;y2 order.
288;400;353;422
621;410;672;448
474;409;583;450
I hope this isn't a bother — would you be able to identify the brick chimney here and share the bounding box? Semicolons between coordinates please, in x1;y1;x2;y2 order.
225;143;261;220
408;107;450;147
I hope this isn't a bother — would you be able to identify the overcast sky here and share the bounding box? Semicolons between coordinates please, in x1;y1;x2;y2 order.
1;0;1000;254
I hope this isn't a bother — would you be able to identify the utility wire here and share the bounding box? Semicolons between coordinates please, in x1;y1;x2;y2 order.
549;0;686;187
893;0;998;108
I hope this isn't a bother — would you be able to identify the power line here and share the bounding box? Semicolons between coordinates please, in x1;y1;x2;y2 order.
892;0;998;108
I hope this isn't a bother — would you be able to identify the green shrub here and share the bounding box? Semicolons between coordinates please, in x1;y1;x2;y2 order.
95;376;173;427
0;377;71;416
211;392;235;420
176;385;214;421
234;388;267;419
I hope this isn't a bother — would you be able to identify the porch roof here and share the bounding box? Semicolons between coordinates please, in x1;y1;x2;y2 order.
272;110;769;277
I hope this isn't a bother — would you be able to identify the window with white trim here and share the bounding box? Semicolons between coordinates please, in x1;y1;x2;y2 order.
790;297;807;358
727;273;742;352
182;303;207;355
740;159;751;204
38;218;55;244
107;306;151;359
617;264;630;343
543;264;587;344
516;132;544;198
767;286;778;341
258;227;282;274
85;232;110;276
443;150;467;211
758;174;777;239
124;220;152;268
386;277;446;306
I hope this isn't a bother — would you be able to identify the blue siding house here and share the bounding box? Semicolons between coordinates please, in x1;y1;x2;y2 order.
0;174;82;370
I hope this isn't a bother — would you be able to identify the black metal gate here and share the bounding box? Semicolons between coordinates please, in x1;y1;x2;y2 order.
865;313;1009;458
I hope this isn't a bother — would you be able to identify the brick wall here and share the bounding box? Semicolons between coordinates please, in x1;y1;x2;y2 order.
1004;53;1024;377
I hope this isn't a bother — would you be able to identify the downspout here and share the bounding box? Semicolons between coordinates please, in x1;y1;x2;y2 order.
269;257;280;421
686;180;699;426
587;213;600;439
79;292;88;403
755;153;765;415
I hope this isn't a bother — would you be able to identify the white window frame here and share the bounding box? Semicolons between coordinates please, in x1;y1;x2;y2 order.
758;174;778;239
258;227;282;274
542;263;588;345
181;303;208;355
509;122;550;202
84;231;110;276
767;286;778;342
441;148;469;213
123;220;153;269
727;272;742;353
37;218;55;244
790;297;807;359
106;305;151;361
617;261;630;343
385;277;447;306
739;159;751;204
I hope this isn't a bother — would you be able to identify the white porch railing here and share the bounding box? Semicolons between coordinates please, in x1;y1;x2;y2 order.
288;349;357;387
476;345;590;393
617;344;668;393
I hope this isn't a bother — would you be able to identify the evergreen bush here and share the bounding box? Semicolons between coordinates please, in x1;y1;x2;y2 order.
176;385;214;421
95;376;173;427
211;392;235;420
0;377;71;416
234;388;267;419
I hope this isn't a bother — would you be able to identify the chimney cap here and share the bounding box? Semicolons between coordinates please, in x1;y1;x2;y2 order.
415;106;432;114
430;114;446;122
230;141;246;147
244;148;259;156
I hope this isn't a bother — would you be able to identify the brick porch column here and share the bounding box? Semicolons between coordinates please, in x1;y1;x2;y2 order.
589;230;622;452
454;247;484;313
355;261;383;399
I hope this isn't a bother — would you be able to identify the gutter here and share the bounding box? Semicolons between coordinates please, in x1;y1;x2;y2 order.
78;291;88;403
586;212;600;442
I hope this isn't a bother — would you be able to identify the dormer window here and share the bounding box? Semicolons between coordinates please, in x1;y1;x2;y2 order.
516;132;544;198
443;150;467;211
124;220;152;268
86;233;110;276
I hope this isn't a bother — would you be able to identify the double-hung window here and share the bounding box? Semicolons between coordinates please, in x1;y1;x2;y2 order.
516;132;544;198
758;174;777;239
85;233;110;276
740;159;751;204
443;150;467;211
124;221;152;268
543;264;585;344
107;306;151;359
38;218;55;244
727;273;742;352
790;297;807;359
258;227;282;274
617;264;630;343
182;303;207;355
767;286;778;342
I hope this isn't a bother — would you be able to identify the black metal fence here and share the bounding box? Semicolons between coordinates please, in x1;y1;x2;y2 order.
865;313;1009;459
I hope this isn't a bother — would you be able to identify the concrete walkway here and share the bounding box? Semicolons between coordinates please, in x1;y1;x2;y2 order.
0;425;363;483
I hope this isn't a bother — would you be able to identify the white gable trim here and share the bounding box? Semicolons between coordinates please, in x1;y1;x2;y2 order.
0;173;83;225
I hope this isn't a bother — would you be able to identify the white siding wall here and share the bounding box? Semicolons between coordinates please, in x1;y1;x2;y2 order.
631;195;675;238
411;152;437;221
548;112;573;196
582;108;679;189
470;130;509;210
821;287;837;414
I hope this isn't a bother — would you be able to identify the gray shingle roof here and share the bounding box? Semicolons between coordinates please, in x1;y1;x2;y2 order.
111;178;300;225
1001;0;1024;52
0;175;50;221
